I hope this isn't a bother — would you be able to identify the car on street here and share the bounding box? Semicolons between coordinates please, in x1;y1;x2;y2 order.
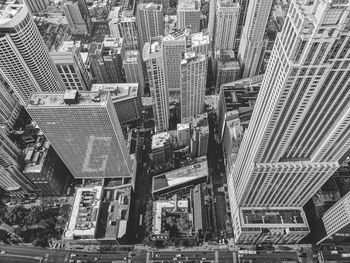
0;251;6;255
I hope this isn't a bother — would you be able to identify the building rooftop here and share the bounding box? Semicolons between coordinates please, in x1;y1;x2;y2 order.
102;186;131;239
0;0;24;25
152;132;170;150
124;50;140;63
152;156;208;193
177;123;190;131
138;2;162;11
240;208;309;228
108;6;135;23
181;52;206;64
54;40;81;53
178;0;200;11
26;90;110;108
23;135;51;174
64;186;103;240
143;37;163;60
91;83;139;102
226;118;243;140
153;199;189;235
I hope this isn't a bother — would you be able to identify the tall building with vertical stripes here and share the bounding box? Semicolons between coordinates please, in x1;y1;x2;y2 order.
123;50;145;96
213;0;240;52
136;2;164;50
26;90;134;183
177;0;201;33
0;0;64;105
143;37;169;131
180;52;207;123
238;0;273;78
63;0;92;35
229;0;350;244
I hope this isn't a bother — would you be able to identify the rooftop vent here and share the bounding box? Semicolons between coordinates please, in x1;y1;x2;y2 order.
63;89;79;104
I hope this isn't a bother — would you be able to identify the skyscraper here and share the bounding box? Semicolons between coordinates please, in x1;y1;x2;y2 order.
177;0;201;33
63;0;92;35
234;0;250;49
136;3;164;50
26;90;134;182
123;50;145;96
0;0;64;105
50;41;91;91
238;0;273;78
143;37;169;131
229;0;350;244
0;76;21;130
180;52;207;123
213;0;240;52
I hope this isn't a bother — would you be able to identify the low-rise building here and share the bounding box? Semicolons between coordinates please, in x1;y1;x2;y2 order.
151;132;171;165
152;198;191;240
64;186;103;240
152;156;208;197
23;136;72;195
91;83;142;124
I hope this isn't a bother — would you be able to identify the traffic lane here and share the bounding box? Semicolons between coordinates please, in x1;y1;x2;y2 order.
151;251;215;261
0;255;40;263
218;251;235;263
72;251;130;261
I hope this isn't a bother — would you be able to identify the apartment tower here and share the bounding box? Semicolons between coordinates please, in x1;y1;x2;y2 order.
143;37;169;131
136;2;164;50
180;52;207;123
0;0;64;105
26;90;133;182
0;77;21;130
123;50;145;96
238;0;273;78
213;0;240;52
229;0;350;244
177;0;201;33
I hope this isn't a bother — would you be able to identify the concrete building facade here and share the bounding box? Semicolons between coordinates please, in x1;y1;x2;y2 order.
63;0;92;35
180;52;207;123
177;0;201;33
50;41;91;91
229;0;350;244
26;90;134;181
238;0;273;78
123;50;145;96
0;1;64;105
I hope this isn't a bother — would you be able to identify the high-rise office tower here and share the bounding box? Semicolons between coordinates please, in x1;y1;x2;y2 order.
63;0;92;35
143;37;169;131
229;0;350;244
108;7;139;50
136;3;164;50
26;90;134;182
24;0;50;13
123;50;145;96
89;37;125;83
177;0;201;33
0;128;35;197
180;52;207;123
50;41;91;91
0;1;64;105
238;0;273;78
0;77;21;130
213;0;240;52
